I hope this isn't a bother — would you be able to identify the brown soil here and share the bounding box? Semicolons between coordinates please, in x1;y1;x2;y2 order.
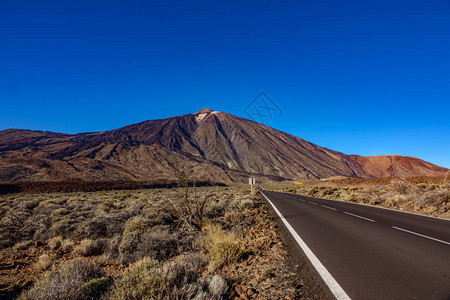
221;199;306;299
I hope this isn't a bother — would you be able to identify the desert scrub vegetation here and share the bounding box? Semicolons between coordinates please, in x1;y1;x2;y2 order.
19;258;109;300
0;184;304;299
108;256;227;300
269;175;450;219
199;223;244;271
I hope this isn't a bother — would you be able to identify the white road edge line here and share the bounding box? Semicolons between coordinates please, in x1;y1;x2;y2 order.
260;191;351;300
343;212;375;222
308;201;318;205
321;205;337;211
392;226;450;245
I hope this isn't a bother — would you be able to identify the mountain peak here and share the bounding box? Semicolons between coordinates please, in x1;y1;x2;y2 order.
195;108;213;114
194;108;221;122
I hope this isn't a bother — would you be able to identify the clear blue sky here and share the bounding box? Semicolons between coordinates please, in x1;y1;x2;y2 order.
1;0;449;168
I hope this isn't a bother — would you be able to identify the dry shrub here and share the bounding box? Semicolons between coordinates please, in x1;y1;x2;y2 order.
318;187;338;197
106;235;121;258
390;178;412;195
49;218;77;237
224;210;246;225
119;228;181;264
82;277;112;299
229;197;255;212
199;223;244;270
61;239;74;252
417;189;449;206
172;252;207;272
122;216;150;237
0;208;39;248
49;208;69;221
20;258;108;300
81;213;129;239
109;256;228;300
34;253;53;271
340;191;360;202
47;236;62;250
22;200;39;210
13;239;33;250
237;198;256;210
204;199;227;219
109;257;160;300
73;239;104;256
168;170;217;230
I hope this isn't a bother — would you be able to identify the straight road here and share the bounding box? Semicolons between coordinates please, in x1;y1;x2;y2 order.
260;190;450;300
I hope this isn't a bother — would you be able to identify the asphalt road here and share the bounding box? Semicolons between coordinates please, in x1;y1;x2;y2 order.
260;190;450;300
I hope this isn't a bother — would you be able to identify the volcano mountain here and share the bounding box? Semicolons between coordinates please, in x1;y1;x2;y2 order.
0;109;447;183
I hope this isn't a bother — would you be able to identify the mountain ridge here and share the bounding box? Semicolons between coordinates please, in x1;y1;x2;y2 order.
0;109;447;183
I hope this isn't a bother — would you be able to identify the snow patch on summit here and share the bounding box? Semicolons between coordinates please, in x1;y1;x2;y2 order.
196;113;208;122
194;108;220;122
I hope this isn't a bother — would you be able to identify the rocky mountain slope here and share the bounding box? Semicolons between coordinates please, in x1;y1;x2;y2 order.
0;109;447;183
349;155;448;178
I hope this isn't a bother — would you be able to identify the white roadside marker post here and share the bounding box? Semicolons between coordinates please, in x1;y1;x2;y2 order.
249;178;255;195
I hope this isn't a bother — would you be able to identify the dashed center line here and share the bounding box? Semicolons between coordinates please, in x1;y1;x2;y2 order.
392;226;450;245
282;192;449;245
344;212;375;222
321;205;337;211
